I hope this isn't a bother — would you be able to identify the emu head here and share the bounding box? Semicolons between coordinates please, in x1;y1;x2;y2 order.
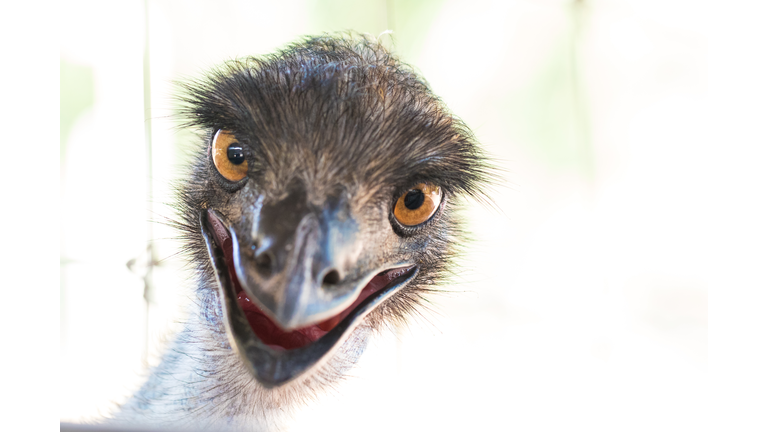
176;35;490;390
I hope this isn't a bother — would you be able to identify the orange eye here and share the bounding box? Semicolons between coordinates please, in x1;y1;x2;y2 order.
393;183;442;226
212;129;248;182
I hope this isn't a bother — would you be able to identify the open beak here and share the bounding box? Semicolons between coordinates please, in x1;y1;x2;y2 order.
200;206;416;387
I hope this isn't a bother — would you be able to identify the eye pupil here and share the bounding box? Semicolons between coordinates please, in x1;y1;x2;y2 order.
227;144;245;165
403;190;424;210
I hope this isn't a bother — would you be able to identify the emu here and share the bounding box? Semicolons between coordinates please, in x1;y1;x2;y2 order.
112;34;491;430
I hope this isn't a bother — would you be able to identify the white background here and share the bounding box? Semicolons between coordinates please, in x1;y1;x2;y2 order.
5;0;765;430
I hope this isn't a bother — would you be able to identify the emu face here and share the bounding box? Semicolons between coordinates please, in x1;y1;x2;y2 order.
177;36;489;390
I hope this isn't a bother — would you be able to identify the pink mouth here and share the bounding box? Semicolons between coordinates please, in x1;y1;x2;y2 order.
209;211;409;351
235;269;404;351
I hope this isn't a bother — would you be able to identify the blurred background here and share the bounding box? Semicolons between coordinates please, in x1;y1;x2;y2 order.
60;0;708;430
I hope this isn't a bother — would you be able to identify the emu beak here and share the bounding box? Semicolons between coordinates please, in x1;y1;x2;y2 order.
201;204;416;387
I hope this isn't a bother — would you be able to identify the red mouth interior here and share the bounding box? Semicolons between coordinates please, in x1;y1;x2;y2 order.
208;211;405;351
234;271;395;351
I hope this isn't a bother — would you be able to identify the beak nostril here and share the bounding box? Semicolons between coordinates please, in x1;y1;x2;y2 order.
321;269;341;286
254;251;274;278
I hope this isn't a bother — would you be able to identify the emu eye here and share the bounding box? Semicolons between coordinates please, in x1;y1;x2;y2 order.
212;129;248;182
394;183;442;226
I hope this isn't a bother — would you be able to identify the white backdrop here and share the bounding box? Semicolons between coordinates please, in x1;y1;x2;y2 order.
59;0;710;430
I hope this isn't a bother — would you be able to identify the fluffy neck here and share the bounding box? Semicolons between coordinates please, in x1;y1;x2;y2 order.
111;283;371;431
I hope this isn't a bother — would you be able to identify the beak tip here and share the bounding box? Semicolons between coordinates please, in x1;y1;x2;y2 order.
271;307;306;332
